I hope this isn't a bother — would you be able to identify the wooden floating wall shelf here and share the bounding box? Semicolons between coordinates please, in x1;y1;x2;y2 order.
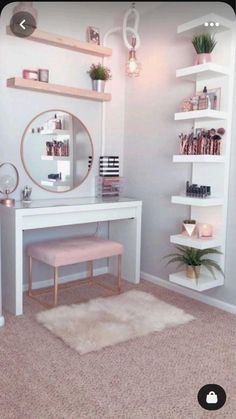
6;78;111;102
6;26;112;57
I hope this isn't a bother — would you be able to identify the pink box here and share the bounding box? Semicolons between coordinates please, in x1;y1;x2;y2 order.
22;69;38;81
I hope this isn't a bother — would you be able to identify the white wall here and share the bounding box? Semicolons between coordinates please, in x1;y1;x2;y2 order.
123;2;236;305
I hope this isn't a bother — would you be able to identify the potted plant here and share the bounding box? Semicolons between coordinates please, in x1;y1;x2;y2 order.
163;246;224;283
192;33;217;65
87;63;112;93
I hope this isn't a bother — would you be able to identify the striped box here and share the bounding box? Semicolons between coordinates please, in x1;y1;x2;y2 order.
99;156;119;177
88;156;93;169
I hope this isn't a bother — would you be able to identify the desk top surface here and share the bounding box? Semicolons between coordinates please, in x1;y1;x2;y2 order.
8;196;141;210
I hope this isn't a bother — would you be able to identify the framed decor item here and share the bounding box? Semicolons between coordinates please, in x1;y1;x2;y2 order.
87;26;100;45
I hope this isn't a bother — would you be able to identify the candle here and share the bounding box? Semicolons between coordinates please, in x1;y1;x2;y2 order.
197;223;213;238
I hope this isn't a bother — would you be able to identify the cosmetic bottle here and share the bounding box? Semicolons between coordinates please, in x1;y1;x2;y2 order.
203;86;212;110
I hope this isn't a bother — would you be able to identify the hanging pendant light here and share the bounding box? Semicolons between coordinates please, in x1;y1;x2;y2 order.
126;35;141;77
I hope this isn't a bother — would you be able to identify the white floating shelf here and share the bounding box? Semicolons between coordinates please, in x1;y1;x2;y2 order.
177;13;234;36
41;155;70;161
176;63;229;82
171;196;223;206
173;155;225;163
41;180;70;187
40;129;70;136
169;271;224;291
174;109;228;121
170;234;222;249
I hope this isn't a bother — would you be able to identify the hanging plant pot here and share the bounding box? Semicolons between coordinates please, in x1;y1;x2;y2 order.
92;79;105;93
186;265;201;282
195;53;211;65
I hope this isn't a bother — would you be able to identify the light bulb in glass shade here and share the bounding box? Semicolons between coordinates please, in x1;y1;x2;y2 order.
126;50;141;77
0;175;15;195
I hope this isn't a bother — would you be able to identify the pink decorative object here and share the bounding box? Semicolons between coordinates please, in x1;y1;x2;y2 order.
23;69;38;81
183;222;196;237
195;53;211;65
197;223;213;238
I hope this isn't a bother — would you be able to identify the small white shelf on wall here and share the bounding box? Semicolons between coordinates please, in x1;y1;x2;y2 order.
170;234;221;250
174;110;228;121
169;271;224;292
40;129;70;136
169;13;236;292
41;155;70;161
171;196;223;206
6;78;111;102
176;63;229;81
173;155;225;163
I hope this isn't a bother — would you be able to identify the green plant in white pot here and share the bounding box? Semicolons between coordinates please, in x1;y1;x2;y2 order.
192;33;217;65
87;63;112;93
163;246;224;283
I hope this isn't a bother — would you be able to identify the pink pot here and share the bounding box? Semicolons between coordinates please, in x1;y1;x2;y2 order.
195;53;211;65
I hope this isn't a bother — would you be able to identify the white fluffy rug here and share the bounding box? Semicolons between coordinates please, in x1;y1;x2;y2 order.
36;290;194;354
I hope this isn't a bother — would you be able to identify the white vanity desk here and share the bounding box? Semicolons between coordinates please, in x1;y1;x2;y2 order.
0;197;142;315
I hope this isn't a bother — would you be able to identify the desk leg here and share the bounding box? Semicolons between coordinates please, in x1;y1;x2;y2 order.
108;205;142;284
1;212;23;316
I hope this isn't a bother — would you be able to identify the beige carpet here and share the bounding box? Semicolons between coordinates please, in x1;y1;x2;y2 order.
36;290;194;354
1;275;236;419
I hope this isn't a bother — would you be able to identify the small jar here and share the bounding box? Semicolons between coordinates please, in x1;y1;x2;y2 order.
38;69;49;83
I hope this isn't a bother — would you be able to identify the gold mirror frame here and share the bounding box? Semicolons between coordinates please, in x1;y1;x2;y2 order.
20;109;94;193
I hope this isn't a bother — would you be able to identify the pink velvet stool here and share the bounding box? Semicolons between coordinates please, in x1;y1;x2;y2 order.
27;236;123;308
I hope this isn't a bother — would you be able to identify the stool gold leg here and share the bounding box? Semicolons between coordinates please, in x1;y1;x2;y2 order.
54;267;58;306
88;260;93;284
28;256;32;297
117;254;122;292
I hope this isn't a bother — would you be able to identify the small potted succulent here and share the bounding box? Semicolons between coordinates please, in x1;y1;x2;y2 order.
87;63;112;92
163;246;224;283
192;33;217;65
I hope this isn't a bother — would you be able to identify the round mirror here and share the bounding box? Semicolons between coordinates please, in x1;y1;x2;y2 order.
21;110;93;192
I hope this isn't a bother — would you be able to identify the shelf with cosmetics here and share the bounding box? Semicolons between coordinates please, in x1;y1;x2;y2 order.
173;155;225;163
169;13;235;291
40;129;70;136
41;156;70;161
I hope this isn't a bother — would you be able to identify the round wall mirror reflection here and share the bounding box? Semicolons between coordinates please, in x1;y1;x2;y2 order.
21;110;93;192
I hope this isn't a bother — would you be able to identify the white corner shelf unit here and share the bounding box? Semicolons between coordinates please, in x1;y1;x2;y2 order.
174;109;228;121
171;196;223;207
169;271;224;292
176;63;229;82
170;14;236;291
173;155;225;163
170;234;222;250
